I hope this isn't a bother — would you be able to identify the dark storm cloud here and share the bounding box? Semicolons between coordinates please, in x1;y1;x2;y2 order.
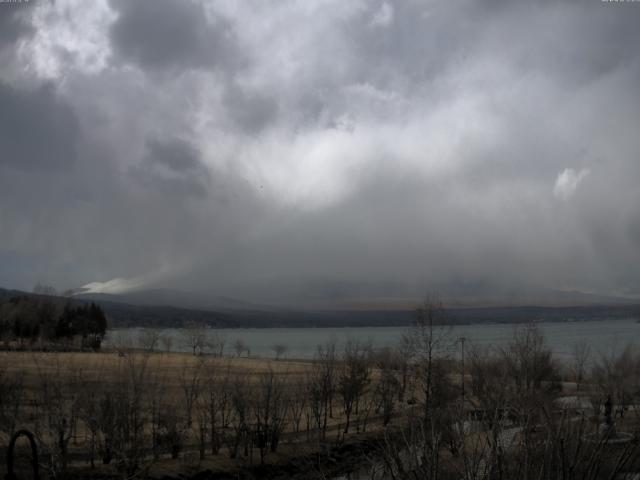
0;82;79;171
223;83;279;134
0;3;34;47
131;138;210;198
1;0;640;304
144;138;202;173
109;0;241;71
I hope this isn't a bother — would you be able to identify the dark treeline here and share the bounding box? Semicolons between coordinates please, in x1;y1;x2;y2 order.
0;294;107;349
84;301;640;329
2;288;639;330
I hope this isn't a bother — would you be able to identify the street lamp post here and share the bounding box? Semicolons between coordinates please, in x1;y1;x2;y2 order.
459;336;466;405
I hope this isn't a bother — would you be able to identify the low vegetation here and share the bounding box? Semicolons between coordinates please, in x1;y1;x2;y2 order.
0;294;107;350
1;300;640;479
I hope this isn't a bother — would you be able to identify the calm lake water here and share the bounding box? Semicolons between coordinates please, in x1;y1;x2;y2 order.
105;318;640;360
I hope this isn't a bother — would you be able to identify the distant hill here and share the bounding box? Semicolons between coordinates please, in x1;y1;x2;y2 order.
74;288;285;314
2;286;639;329
443;288;640;309
74;285;640;311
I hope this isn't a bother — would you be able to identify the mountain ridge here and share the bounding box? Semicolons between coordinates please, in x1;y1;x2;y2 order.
2;286;639;329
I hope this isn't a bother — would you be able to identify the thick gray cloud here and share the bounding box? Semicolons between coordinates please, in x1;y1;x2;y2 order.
222;83;279;134
1;0;640;305
0;3;34;47
131;138;211;198
109;0;242;71
0;83;79;171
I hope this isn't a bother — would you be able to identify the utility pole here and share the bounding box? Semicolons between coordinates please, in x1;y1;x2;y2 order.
459;336;466;404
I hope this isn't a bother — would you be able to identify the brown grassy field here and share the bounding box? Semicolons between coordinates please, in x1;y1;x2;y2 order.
0;348;401;479
1;350;313;385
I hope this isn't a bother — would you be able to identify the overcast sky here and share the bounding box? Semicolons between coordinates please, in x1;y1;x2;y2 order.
1;0;640;304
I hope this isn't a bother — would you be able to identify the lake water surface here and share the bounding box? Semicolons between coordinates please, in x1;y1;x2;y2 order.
105;318;640;360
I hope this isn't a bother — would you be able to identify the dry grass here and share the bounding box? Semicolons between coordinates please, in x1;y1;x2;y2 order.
0;350;313;388
0;349;398;479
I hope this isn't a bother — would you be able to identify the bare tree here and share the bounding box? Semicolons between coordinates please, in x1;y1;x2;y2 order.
468;324;561;475
288;378;308;434
111;330;133;354
0;365;24;445
373;348;399;426
77;361;107;469
592;343;640;419
338;338;371;434
376;325;640;480
138;328;161;353
308;339;337;441
412;296;453;425
252;368;289;463
233;338;248;357
378;401;640;480
208;332;226;357
161;334;173;354
271;343;288;360
33;283;58;296
571;339;591;391
146;363;169;461
229;375;250;458
32;356;82;477
179;358;204;429
95;353;151;476
203;361;233;455
470;345;510;425
182;322;208;355
499;323;561;425
194;365;210;460
156;408;182;459
394;335;414;402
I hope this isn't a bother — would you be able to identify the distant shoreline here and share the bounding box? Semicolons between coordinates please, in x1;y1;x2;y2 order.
107;315;640;330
